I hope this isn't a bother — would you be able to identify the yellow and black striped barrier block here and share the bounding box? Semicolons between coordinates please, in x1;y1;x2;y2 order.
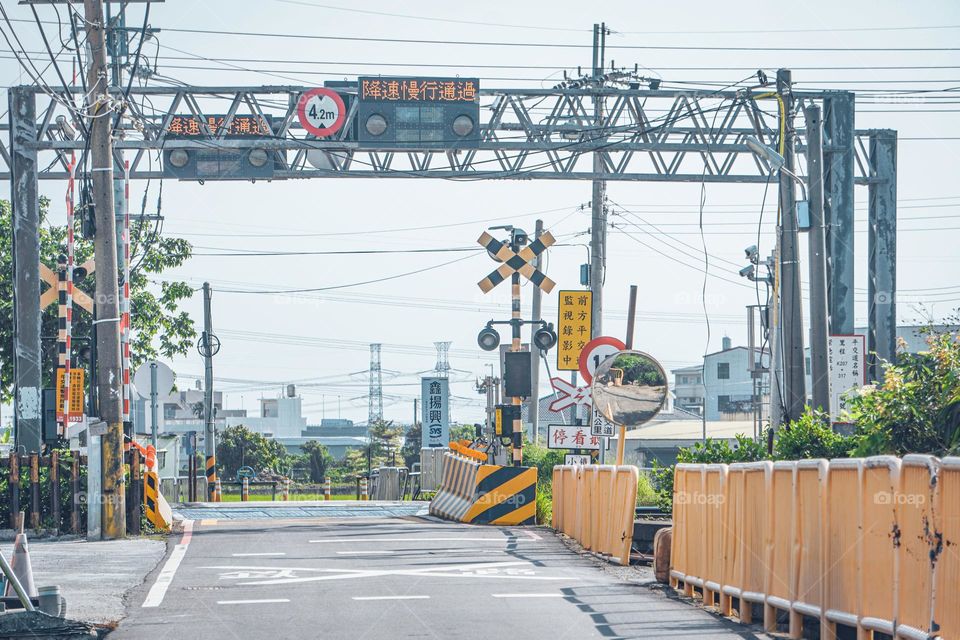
463;465;537;526
143;470;172;531
429;452;538;526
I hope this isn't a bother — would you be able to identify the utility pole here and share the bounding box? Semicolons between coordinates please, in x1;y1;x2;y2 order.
84;0;125;539
201;282;218;500
589;22;608;341
776;69;807;425
528;219;544;445
804;104;830;415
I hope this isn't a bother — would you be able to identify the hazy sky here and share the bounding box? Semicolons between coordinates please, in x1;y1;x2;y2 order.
2;0;959;425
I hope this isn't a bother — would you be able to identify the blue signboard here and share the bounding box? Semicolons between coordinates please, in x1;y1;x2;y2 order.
421;377;450;448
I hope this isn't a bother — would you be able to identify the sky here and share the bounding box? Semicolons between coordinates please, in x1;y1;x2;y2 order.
2;0;959;426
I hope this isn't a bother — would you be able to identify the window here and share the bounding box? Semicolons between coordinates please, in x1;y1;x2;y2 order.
718;395;731;412
717;362;730;379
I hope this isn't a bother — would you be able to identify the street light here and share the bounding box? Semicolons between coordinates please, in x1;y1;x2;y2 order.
744;136;807;201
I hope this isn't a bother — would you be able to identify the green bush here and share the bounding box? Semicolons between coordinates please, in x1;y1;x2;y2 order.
774;409;860;460
636;472;657;506
535;482;552;525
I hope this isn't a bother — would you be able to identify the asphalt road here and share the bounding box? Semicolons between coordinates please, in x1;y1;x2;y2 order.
111;514;768;639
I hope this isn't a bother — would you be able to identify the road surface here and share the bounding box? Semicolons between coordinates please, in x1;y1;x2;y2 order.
112;513;768;639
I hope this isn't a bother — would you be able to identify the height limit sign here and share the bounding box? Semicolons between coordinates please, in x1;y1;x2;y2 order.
297;88;346;137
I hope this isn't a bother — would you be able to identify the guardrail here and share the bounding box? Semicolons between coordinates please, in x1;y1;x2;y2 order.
551;464;639;566
669;455;959;640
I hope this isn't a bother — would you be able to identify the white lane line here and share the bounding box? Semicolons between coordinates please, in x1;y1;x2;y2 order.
336;551;395;555
492;593;565;599
217;599;290;605
232;552;286;557
352;595;430;601
142;520;193;608
524;530;542;541
309;537;533;543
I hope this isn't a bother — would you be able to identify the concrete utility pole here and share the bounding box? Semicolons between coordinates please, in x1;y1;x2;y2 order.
201;282;218;500
867;130;898;383
776;69;807;425
84;0;125;539
9;87;42;453
589;22;608;341
528;219;544;445
804;104;830;415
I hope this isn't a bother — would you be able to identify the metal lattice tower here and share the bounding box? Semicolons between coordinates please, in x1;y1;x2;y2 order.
367;343;383;425
434;341;451;378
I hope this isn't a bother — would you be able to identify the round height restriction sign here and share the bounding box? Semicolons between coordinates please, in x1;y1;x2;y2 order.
297;88;346;137
578;336;627;384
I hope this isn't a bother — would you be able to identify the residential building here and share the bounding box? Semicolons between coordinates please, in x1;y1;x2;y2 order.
671;364;704;414
703;336;769;421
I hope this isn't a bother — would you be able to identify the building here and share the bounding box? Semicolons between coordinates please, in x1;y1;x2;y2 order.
671;365;704;414
621;416;756;468
703;336;769;421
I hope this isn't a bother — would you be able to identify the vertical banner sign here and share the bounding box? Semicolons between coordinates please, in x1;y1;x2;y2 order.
557;290;592;371
827;334;866;425
421;377;450;448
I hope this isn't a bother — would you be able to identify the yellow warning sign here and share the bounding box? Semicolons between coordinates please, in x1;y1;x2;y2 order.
55;368;85;423
557;290;592;371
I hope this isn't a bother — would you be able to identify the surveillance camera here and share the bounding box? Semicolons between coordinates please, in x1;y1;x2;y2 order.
744;245;758;263
739;265;755;279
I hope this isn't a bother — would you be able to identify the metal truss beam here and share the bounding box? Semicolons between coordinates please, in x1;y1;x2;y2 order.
0;85;878;184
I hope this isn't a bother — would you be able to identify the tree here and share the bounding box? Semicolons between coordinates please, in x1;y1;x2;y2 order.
216;424;288;479
301;440;333;482
368;419;403;466
400;422;421;468
0;197;195;403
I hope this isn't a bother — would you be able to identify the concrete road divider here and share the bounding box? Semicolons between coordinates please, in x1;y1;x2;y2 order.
668;456;960;640
551;464;639;565
429;451;537;526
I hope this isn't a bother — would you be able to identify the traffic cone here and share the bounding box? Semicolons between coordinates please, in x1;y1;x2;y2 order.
4;516;37;599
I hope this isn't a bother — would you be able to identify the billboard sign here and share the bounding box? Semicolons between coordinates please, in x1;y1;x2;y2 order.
557;290;592;371
421;377;450;448
547;424;602;451
828;334;866;425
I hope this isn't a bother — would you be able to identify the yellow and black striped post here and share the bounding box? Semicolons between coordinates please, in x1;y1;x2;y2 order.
205;456;219;502
324;476;331;501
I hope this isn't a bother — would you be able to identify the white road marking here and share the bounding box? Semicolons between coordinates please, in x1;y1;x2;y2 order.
352;595;430;601
336;551;395;555
206;561;578;586
232;552;286;557
309;537;534;543
142;520;193;608
524;530;543;541
492;593;565;598
217;599;290;605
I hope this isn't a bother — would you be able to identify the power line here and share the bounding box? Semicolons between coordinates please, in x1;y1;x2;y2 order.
127;23;960;52
215;252;480;294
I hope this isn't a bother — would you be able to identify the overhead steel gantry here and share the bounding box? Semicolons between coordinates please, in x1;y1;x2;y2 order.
5;82;896;446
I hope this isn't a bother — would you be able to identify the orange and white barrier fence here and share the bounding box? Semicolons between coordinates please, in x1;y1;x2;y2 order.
669;455;959;640
551;464;639;566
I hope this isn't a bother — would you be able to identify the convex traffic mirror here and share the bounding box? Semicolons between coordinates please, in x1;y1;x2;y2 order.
591;350;667;428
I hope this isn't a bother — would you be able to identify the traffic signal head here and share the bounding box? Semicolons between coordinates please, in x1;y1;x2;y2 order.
477;326;501;351
533;323;558;352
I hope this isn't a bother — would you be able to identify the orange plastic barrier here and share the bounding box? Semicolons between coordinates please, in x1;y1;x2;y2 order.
669;456;960;640
551;464;639;566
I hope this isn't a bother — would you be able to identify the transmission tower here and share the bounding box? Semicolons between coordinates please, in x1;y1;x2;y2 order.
434;341;451;378
368;343;383;425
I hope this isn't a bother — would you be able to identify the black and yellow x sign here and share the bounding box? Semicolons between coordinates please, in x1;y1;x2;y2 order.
476;231;556;294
